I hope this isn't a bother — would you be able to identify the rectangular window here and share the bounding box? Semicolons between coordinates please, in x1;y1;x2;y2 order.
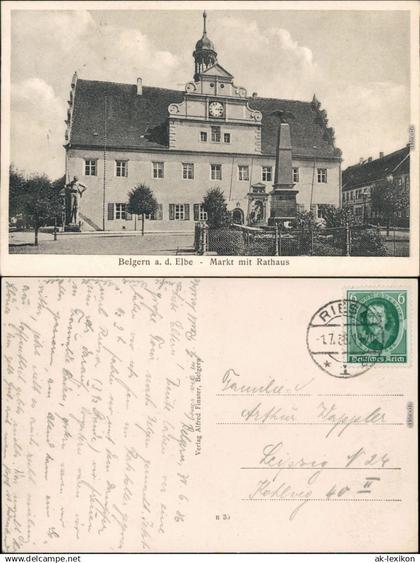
182;163;194;180
238;165;249;181
84;159;97;176
210;163;222;180
152;161;164;179
262;166;272;182
199;206;208;221
175;204;185;220
211;126;221;143
115;160;128;177
169;204;190;221
115;203;127;220
293;167;300;182
317;168;327;183
223;133;231;144
194;204;208;221
200;131;208;142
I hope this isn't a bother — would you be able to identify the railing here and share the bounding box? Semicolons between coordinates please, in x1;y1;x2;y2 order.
194;222;408;256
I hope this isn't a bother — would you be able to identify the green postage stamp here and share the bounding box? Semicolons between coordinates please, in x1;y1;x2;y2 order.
347;289;408;364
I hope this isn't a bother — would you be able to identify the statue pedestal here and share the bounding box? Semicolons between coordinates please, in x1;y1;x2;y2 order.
268;183;299;227
64;223;81;232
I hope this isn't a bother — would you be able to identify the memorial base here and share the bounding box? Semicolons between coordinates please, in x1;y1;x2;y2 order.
269;185;299;228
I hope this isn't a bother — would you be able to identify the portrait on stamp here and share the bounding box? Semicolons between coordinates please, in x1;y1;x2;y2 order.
347;290;408;364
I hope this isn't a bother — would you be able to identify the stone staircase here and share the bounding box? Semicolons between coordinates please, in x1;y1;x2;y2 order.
79;213;102;231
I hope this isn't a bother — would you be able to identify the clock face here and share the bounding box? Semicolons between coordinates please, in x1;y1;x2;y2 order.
209;101;224;118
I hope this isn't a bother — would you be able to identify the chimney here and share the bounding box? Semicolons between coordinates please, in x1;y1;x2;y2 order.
137;77;143;95
252;92;258;98
379;151;384;158
359;157;364;165
367;157;372;162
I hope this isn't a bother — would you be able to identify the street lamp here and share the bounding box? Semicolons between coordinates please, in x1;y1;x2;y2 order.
385;174;394;235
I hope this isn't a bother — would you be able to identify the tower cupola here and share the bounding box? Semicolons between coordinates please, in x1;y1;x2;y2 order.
193;11;217;81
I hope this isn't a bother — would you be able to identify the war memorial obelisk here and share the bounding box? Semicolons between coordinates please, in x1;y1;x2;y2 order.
268;112;299;227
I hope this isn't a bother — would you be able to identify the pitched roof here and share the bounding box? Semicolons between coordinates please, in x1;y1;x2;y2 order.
250;96;337;158
70;79;340;159
342;146;410;191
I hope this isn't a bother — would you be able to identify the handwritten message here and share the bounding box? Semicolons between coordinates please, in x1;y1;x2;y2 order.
2;278;202;552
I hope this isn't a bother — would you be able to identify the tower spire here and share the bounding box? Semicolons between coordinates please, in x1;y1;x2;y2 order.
193;10;217;81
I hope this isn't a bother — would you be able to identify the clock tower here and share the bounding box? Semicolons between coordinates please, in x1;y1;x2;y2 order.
193;11;218;82
167;11;262;154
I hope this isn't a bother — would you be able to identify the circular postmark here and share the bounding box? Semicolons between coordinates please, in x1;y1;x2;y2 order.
306;299;384;378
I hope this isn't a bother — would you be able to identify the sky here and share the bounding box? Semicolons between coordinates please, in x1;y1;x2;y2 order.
9;6;411;179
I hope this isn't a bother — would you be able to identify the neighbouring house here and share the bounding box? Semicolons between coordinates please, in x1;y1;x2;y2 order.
342;146;410;227
64;11;342;232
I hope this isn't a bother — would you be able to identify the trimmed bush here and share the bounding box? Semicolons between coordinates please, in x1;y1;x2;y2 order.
208;227;245;255
311;240;344;256
350;228;387;256
246;237;276;256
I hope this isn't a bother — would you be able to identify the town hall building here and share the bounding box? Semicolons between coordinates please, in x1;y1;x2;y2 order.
64;12;342;231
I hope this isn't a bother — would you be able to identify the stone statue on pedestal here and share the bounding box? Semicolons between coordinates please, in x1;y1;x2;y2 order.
65;176;87;224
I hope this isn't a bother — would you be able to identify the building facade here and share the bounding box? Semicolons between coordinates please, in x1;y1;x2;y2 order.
342;146;410;226
65;12;342;231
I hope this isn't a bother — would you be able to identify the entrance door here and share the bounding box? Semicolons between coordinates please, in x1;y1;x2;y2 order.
232;208;244;225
